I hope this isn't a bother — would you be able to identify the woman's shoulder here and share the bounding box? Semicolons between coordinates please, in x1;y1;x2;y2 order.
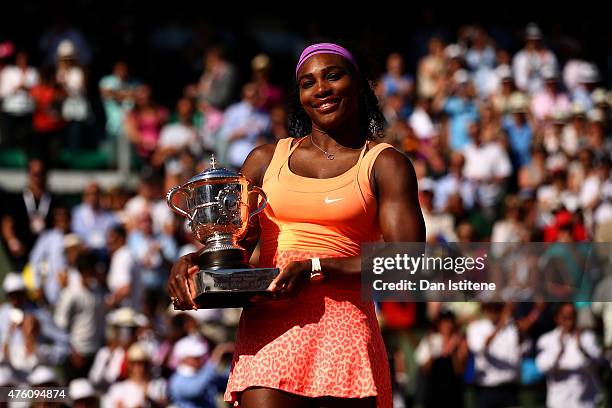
242;138;294;185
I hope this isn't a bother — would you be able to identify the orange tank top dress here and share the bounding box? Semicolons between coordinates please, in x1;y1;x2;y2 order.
224;137;394;408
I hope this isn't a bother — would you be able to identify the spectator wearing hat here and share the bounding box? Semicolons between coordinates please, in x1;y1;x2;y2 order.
530;66;571;123
536;303;603;408
71;181;118;257
503;92;534;169
169;336;233;408
88;307;148;388
490;64;515;115
512;23;559;94
104;344;166;408
561;103;588;157
571;63;600;112
54;252;105;381
28;206;72;305
28;365;60;386
69;378;99;408
0;273;69;377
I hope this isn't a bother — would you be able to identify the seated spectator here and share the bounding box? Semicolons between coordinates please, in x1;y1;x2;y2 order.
512;23;558;94
536;303;603;408
251;53;284;111
69;378;100;408
503;93;534;170
106;224;142;311
194;45;237;110
99;60;138;143
379;52;414;101
530;67;571;123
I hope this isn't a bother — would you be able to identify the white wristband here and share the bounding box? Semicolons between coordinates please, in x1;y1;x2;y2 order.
310;257;323;283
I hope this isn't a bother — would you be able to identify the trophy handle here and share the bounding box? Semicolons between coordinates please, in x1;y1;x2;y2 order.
166;186;192;221
247;186;267;221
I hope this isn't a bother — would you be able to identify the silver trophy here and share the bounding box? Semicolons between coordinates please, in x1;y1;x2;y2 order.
166;156;279;309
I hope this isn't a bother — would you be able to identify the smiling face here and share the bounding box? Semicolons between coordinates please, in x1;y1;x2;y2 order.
297;54;360;133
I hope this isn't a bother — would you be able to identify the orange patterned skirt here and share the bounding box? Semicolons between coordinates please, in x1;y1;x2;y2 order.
224;250;392;408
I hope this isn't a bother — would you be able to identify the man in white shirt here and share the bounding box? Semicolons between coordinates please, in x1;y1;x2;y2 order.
462;121;512;218
466;302;520;408
512;23;559;95
106;224;142;312
536;303;602;408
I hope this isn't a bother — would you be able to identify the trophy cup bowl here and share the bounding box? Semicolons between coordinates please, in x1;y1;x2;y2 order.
167;156;279;309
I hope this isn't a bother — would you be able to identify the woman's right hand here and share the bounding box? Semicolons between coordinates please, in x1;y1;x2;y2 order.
168;253;200;310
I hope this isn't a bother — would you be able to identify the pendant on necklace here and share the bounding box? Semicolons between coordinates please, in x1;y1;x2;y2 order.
326;153;335;160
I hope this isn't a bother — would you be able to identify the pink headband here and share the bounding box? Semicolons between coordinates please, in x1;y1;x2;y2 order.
295;43;359;79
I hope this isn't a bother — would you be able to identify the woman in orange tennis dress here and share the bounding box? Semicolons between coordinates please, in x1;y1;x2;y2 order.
169;43;426;408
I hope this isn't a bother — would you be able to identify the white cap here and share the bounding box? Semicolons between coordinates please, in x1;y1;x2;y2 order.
127;344;149;362
525;23;542;40
579;63;600;83
550;109;568;124
495;64;513;81
107;307;149;327
63;233;82;248
56;40;76;59
173;336;209;361
571;102;587;116
588;109;605;123
28;366;58;385
591;88;608;105
3;272;26;293
509;92;530;113
0;366;16;386
445;44;464;60
69;378;96;401
541;65;558;81
453;69;470;85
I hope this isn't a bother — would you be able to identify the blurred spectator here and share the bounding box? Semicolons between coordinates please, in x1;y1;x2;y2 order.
104;343;166;408
261;104;289;143
491;196;523;243
415;310;468;408
530;66;571;123
28;206;72;305
217;82;270;168
106;224;142;311
169;336;233;408
128;210;177;316
434;152;475;212
88;307;148;388
417;36;445;99
56;40;90;150
465;27;497;97
99;60;138;151
39;16;92;65
561;103;588;157
420;180;458;243
536;303;603;408
71;181;118;256
124;84;168;164
54;251;105;381
0;50;38;147
194;45;237;110
124;175;174;236
503;92;534;169
380;52;414;101
408;98;436;141
152;97;202;170
490;64;515;115
436;70;479;151
30;65;67;163
251;53;284;111
1;158;55;268
571;63;600;112
467;303;521;408
512;23;558;94
462;120;512;219
197;99;224;153
69;378;100;408
518;146;547;193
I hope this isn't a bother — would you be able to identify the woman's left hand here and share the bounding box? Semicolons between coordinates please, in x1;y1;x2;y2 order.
267;260;310;294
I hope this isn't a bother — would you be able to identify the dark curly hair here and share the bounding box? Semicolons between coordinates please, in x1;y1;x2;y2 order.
288;41;386;140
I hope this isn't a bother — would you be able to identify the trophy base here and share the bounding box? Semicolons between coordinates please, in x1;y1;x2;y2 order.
183;267;280;309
